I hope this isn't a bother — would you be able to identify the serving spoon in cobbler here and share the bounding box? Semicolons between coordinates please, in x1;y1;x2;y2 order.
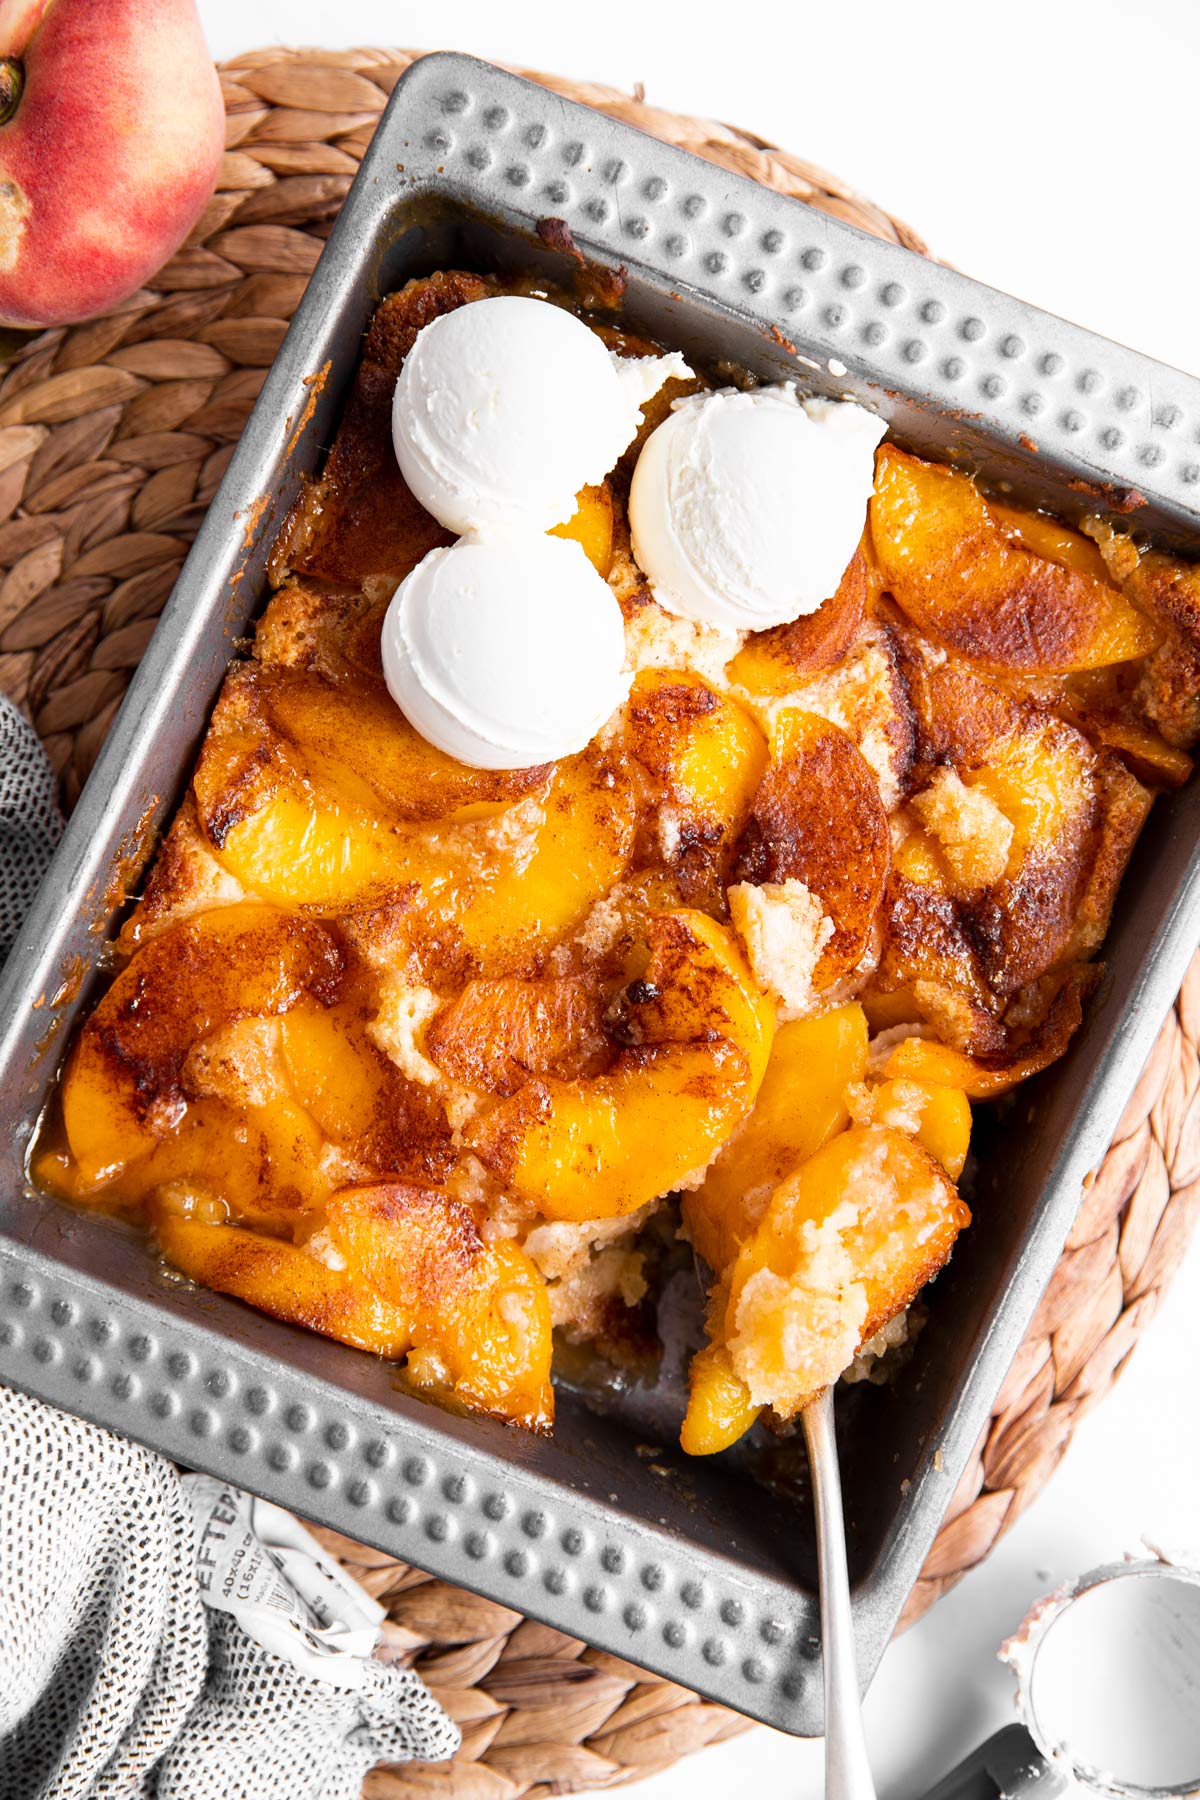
802;1386;877;1800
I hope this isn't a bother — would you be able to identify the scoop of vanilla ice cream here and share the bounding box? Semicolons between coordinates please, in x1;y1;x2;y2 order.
381;533;629;769
392;295;690;536
628;386;886;630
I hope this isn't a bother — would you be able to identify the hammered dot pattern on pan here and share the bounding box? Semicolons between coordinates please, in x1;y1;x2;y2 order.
5;52;1199;1750
412;80;1200;501
0;1231;903;1725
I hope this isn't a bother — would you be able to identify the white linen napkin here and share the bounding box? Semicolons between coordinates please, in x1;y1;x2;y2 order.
0;1387;459;1799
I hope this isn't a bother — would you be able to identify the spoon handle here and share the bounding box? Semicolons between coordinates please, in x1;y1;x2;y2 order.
802;1385;877;1800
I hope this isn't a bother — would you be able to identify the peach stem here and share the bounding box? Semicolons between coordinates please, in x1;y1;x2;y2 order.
0;57;21;123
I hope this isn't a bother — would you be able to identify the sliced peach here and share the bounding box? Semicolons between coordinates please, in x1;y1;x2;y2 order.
67;1012;334;1230
154;1184;554;1428
732;709;890;988
121;1094;333;1231
279;999;455;1183
881;962;1098;1095
883;1032;1063;1098
879;649;1148;1011
989;503;1111;582
431;748;640;977
969;725;1085;873
1084;716;1194;788
1090;543;1200;749
325;1182;483;1316
385;748;639;977
210;786;413;911
439;1238;554;1429
722;1125;969;1415
325;1184;553;1429
550;482;615;576
892;823;950;888
680;1342;762;1456
629;670;767;820
192;666;551;913
468;910;775;1221
889;620;1029;770
629;669;770;824
729;545;870;697
861;988;924;1034
260;670;550;822
151;1210;413;1358
425;976;607;1096
887;718;1104;1003
627;669;767;904
192;705;415;911
198;685;637;960
869;1078;971;1179
870;445;1160;674
31;1143;90;1210
870;870;997;1048
61;904;344;1186
684;1003;869;1275
38;1091;335;1233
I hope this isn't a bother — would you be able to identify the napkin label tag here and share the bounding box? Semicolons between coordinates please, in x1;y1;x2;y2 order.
182;1473;385;1689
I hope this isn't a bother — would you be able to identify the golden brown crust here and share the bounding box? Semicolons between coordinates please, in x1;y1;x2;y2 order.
871;445;1162;675
122;796;247;950
48;269;1198;1438
191;665;277;853
254;580;389;679
872;610;1151;1053
1061;752;1153;963
747;544;870;680
326;1181;485;1312
1105;547;1200;748
273;272;495;586
733;711;891;987
427;976;611;1096
82;905;344;1132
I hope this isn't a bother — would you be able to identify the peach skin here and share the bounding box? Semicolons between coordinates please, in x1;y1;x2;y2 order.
0;0;223;327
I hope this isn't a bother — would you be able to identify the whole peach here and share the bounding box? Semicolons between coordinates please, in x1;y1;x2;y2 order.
0;0;224;328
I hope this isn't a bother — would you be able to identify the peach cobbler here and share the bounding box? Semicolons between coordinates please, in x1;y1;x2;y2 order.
37;270;1200;1454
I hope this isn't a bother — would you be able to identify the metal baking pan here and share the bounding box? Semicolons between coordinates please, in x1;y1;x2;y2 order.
3;53;1200;1736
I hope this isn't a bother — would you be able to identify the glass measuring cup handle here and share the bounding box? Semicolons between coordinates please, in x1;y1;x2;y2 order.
924;1724;1069;1800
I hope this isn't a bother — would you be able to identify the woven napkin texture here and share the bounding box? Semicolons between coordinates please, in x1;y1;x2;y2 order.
0;1387;459;1799
0;722;458;1793
0;697;62;963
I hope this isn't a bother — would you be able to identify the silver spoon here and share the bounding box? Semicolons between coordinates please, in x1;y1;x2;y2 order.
802;1385;876;1800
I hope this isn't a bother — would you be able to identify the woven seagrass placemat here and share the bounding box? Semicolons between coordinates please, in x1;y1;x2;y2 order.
2;47;1198;1796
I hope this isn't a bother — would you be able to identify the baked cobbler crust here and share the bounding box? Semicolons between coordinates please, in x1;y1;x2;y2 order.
37;272;1200;1451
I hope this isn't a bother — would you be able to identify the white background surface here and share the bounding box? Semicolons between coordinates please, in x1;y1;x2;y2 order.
197;4;1200;1794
